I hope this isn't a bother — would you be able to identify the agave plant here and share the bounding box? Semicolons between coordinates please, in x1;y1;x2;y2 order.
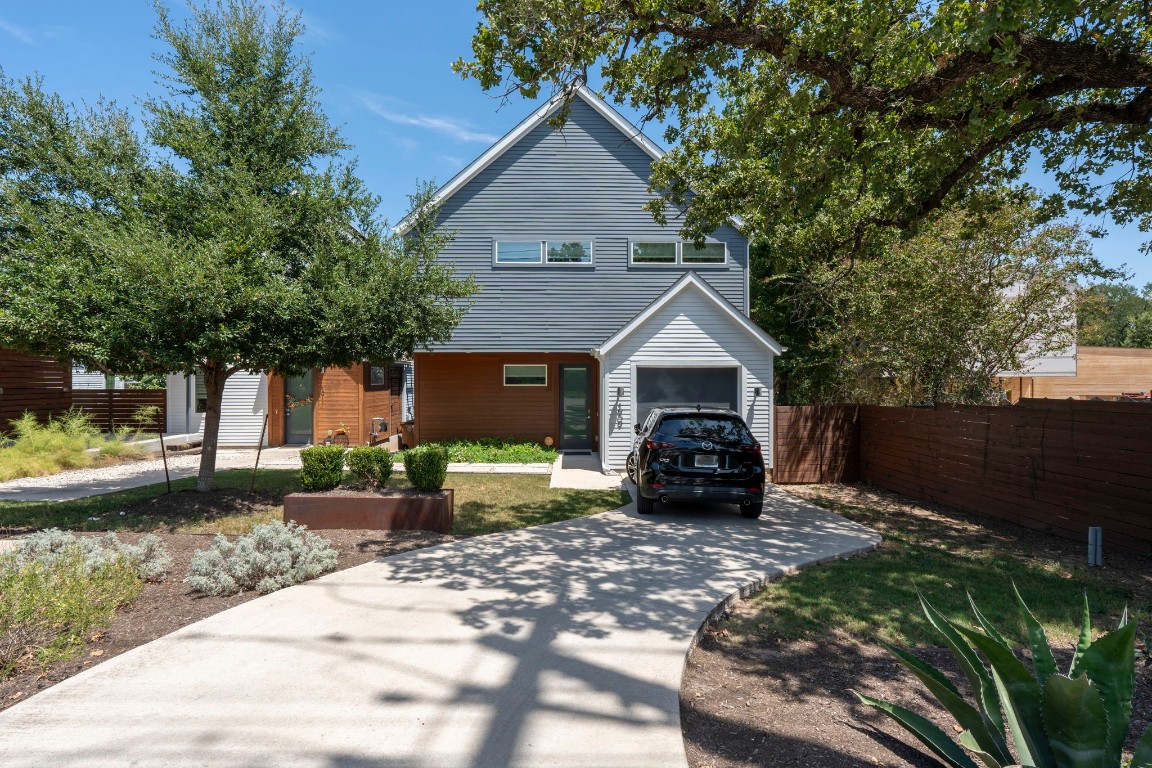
853;587;1152;768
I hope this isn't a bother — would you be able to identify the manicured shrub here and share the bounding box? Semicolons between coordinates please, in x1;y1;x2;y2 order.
0;546;141;676
345;445;393;488
403;444;449;492
299;444;346;491
16;528;172;582
184;521;338;596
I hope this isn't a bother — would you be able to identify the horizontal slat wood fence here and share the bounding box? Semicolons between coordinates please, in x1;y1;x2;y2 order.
773;405;860;483
72;390;167;433
0;350;72;429
859;401;1152;555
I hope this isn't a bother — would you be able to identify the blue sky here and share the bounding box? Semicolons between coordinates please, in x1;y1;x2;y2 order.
2;1;1149;286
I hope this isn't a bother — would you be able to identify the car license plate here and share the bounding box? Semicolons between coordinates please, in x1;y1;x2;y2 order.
695;454;719;468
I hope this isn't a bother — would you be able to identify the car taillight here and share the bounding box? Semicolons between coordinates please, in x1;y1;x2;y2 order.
645;439;674;450
741;443;761;453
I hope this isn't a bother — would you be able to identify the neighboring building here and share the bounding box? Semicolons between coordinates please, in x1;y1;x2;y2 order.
1003;346;1152;401
165;363;411;448
397;87;783;471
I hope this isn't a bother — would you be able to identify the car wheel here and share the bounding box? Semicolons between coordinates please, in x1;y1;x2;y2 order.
740;504;762;519
625;452;637;483
636;493;655;515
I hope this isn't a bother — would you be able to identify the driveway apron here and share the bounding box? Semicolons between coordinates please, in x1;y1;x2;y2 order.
0;488;880;768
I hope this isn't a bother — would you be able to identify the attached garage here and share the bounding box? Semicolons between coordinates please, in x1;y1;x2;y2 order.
594;273;783;471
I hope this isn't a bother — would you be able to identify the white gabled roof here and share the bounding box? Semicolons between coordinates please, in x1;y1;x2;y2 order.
594;272;784;358
395;86;746;234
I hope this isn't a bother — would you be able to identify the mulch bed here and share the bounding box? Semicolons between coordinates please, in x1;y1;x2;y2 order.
681;483;1152;768
0;491;455;712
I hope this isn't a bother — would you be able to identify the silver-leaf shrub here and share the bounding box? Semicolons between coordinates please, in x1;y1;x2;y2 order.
14;528;172;582
185;521;338;596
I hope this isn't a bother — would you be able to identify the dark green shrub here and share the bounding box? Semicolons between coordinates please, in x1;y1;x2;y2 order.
299;445;345;491
346;445;393;487
403;444;449;492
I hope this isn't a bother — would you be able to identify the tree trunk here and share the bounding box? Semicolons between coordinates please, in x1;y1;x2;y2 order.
196;362;230;492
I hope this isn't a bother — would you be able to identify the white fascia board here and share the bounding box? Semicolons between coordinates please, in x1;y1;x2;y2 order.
595;271;785;358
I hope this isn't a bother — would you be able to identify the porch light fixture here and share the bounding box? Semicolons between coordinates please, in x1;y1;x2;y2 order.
615;387;622;397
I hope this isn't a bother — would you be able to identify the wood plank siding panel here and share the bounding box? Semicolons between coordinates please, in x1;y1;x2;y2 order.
413;352;598;446
601;289;774;469
1029;346;1152;399
313;367;363;444
773;405;861;484
432;98;749;352
0;349;72;431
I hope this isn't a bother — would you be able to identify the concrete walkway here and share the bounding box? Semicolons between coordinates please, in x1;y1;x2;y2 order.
549;452;626;490
0;488;878;768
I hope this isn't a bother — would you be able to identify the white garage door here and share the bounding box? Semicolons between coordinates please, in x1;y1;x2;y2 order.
635;367;740;423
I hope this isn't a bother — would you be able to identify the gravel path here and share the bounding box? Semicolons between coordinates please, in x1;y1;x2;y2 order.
0;448;303;503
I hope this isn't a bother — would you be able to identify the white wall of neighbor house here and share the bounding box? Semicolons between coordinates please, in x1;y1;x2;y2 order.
599;288;775;471
164;371;269;446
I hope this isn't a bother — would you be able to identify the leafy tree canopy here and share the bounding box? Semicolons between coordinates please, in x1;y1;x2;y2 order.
0;0;474;489
1077;281;1152;347
458;1;1152;259
757;191;1114;404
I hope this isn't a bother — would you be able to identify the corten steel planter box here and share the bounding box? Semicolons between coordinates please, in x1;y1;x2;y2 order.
283;489;454;534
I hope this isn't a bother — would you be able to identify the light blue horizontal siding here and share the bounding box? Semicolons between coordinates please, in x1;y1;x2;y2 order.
432;98;748;352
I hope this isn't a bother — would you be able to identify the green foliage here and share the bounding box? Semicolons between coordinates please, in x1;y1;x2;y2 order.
185;520;338;596
345;445;393;487
0;545;142;677
0;409;145;481
16;529;172;583
299;445;345;491
415;437;557;464
755;193;1111;405
403;445;450;492
854;591;1151;768
1078;283;1152;349
0;1;474;493
458;1;1152;261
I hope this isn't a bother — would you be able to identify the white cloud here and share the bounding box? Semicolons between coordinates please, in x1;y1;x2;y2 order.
439;155;465;168
357;94;498;144
0;18;34;45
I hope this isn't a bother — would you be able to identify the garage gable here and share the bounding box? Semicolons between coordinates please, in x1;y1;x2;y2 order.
594;272;783;359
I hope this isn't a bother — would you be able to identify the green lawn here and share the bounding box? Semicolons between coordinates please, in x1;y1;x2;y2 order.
0;470;630;538
727;486;1151;648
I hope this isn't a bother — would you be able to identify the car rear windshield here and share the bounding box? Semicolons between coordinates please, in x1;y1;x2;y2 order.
655;415;754;444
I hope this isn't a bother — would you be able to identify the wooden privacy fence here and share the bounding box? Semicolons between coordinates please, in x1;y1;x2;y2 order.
773;405;860;483
859;401;1152;555
0;350;72;430
72;390;167;434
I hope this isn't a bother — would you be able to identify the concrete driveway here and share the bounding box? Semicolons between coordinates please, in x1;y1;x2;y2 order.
0;487;879;768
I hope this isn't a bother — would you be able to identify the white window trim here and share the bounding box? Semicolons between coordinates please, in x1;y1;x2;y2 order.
493;239;596;267
503;364;548;387
628;239;729;268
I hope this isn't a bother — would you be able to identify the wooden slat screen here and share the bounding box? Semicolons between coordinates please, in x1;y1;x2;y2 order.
71;390;167;433
0;349;73;431
773;405;860;483
859;401;1152;555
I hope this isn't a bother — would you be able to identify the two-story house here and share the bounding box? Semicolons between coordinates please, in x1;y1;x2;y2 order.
398;87;783;472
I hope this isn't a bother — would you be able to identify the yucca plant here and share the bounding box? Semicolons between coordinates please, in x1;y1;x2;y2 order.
854;587;1152;768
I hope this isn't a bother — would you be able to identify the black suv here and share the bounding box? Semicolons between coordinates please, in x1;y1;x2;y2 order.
626;407;766;517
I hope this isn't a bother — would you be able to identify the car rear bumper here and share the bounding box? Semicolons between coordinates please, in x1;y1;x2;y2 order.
638;477;763;504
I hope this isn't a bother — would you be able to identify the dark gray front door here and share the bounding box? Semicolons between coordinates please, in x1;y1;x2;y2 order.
559;364;592;451
284;372;314;444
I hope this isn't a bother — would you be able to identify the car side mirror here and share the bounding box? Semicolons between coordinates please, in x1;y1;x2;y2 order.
633;423;642;435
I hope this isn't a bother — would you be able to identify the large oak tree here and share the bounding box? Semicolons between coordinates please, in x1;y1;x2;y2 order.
0;1;474;490
457;1;1152;259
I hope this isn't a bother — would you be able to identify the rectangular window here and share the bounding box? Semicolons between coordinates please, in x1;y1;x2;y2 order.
504;364;547;386
365;364;388;391
194;374;207;413
682;242;727;264
546;240;592;264
631;242;677;264
495;241;542;264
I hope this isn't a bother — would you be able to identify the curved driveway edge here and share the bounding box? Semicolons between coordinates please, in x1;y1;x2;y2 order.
0;488;880;768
